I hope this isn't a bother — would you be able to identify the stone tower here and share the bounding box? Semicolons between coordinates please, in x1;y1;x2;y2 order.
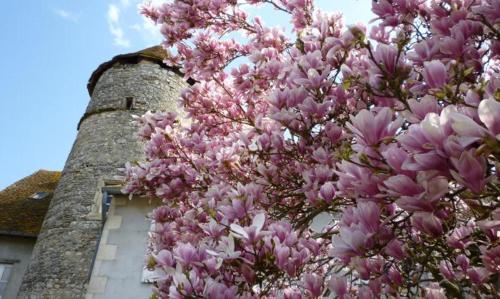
18;46;188;298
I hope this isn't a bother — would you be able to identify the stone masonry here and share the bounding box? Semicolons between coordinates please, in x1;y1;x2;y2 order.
17;47;188;299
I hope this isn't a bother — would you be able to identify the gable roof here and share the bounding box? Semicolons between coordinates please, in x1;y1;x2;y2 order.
0;170;61;237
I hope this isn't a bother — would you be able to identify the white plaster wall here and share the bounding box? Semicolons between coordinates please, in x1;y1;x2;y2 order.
0;236;35;299
86;196;158;299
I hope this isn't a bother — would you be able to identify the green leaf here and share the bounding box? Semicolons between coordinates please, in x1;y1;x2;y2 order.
342;79;351;90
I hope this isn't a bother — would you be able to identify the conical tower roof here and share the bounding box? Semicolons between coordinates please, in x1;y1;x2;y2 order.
87;45;183;95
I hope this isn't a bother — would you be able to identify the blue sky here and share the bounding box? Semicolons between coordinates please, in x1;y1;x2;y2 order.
0;0;372;190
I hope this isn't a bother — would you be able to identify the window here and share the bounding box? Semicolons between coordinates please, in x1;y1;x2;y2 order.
125;97;134;110
0;263;13;299
29;191;49;200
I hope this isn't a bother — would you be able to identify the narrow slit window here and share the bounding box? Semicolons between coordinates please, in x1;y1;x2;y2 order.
125;97;134;110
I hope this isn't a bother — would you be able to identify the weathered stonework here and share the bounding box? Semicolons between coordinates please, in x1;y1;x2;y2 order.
17;49;188;299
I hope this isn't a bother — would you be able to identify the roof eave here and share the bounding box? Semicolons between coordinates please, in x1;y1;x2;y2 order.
0;230;38;238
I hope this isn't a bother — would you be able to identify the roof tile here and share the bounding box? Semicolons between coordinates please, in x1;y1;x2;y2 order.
0;170;61;237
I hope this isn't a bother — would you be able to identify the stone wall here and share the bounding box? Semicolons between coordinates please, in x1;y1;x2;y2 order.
18;59;187;299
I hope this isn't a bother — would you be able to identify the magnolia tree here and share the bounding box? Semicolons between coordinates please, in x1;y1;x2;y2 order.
123;0;500;298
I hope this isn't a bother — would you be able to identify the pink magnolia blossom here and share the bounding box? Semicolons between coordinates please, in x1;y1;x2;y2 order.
423;60;447;89
456;254;470;272
425;284;447;299
125;0;500;297
439;260;455;280
346;108;399;146
482;245;500;273
467;267;490;285
302;273;323;298
447;223;474;249
328;275;348;298
411;212;443;236
478;98;500;138
384;239;407;260
450;149;487;193
319;181;336;202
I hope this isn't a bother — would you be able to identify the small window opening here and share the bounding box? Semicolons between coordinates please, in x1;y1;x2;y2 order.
126;97;134;110
29;192;50;200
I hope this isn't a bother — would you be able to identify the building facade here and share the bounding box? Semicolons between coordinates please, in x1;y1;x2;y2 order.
0;46;188;299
